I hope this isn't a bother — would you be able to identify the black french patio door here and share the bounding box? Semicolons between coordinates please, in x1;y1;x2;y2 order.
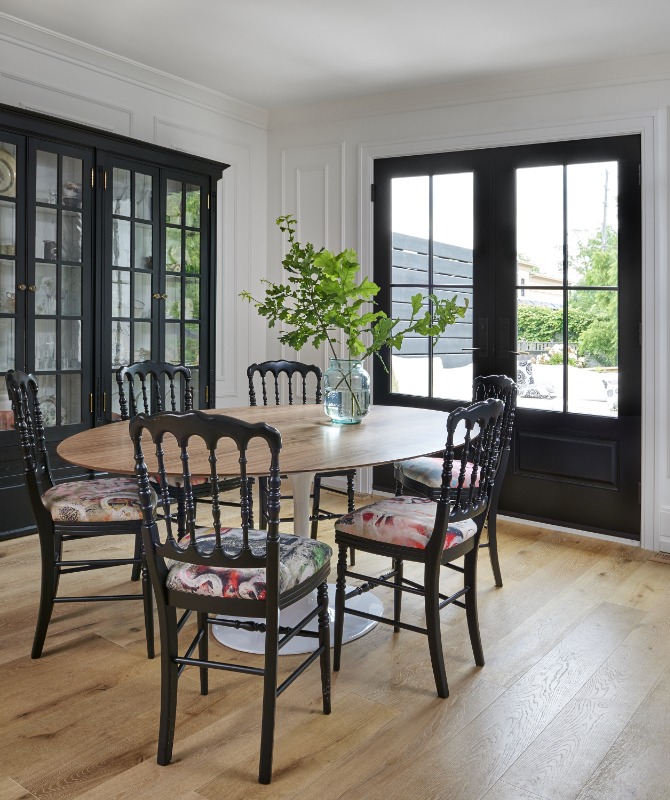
373;135;641;540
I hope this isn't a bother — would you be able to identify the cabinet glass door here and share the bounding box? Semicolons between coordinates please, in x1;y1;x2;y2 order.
0;132;24;432
161;172;209;410
104;158;160;419
27;140;93;433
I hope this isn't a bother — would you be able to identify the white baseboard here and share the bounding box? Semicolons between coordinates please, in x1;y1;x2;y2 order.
497;514;641;546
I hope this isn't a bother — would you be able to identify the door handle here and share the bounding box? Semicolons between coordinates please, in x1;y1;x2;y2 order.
28;286;36;291
153;293;161;299
503;351;529;356
462;348;481;352
17;284;26;290
161;293;167;299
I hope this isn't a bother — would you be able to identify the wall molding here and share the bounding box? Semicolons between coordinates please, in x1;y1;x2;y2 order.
357;111;662;547
0;12;268;130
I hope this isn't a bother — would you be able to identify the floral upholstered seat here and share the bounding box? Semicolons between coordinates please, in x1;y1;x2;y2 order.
42;478;155;523
335;496;477;550
152;475;209;489
165;528;332;601
394;457;478;490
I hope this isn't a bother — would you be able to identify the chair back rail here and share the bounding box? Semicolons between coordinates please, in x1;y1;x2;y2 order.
247;361;322;406
429;398;504;557
130;410;282;572
472;374;517;473
117;361;193;419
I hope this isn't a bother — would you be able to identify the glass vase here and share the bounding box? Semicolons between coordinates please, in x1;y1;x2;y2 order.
323;358;370;424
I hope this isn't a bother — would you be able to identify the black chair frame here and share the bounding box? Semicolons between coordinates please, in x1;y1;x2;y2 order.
248;360;356;551
335;398;505;698
6;369;154;660
394;375;516;587
117;361;247;545
131;409;331;783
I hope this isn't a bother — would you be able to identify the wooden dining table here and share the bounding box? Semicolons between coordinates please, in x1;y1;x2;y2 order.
58;403;469;654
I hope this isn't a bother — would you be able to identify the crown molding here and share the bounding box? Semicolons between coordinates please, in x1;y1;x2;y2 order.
268;51;670;130
0;11;269;130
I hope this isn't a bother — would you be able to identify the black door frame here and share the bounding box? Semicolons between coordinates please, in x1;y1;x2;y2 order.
372;134;641;540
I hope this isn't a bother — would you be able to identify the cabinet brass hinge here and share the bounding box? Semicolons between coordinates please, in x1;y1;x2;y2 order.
207;194;210;209
91;168;94;187
205;386;209;403
104;172;107;190
90;393;93;413
103;392;106;412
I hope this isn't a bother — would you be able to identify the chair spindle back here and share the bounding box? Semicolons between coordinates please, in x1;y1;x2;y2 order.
247;361;322;407
117;361;193;419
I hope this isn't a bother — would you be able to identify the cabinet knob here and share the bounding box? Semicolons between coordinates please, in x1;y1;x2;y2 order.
153;293;160;299
28;286;36;292
161;293;167;299
17;284;26;291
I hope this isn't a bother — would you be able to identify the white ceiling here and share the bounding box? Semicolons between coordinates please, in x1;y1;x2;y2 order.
2;0;670;110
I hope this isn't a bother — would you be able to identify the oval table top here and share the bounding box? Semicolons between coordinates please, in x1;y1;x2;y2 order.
57;404;466;478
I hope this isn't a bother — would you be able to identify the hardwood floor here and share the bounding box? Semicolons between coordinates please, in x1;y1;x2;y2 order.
1;490;669;800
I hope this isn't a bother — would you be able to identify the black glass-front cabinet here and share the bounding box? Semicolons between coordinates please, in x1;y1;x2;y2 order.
0;104;227;540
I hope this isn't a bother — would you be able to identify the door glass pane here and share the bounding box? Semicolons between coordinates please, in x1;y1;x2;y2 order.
36;151;58;204
0;201;15;256
0;260;15;312
165;322;181;364
36;208;57;260
35;319;57;370
39;374;57;427
0;141;17;199
567;162;618;287
134;321;151;362
185;184;200;228
61;265;82;316
61;374;81;424
390;288;429;397
517;166;564;284
185;323;199;366
392;176;429;239
134;222;152;269
0;318;15;371
166;180;182;225
433;288;473;400
62;157;83;209
567;289;617;417
62;211;82;262
190;368;200;409
113;168;131;216
516;289;564;412
185;231;200;273
432;173;474;284
165;275;181;319
111;270;130;317
134;272;151;318
135;173;152;220
61;320;82;369
112;320;130;368
166;228;181;271
113;218;130;267
185;277;199;319
35;264;57;315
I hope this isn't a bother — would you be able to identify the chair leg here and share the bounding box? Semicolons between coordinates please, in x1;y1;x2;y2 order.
464;546;485;667
393;558;404;633
485;514;503;588
424;566;449;698
347;473;356;566
247;478;255;530
131;531;142;582
176;491;186;540
157;605;179;766
198;611;209;695
32;556;56;659
141;540;155;659
317;581;331;714
395;480;404;497
258;603;279;784
311;477;322;539
53;533;62;597
333;542;348;672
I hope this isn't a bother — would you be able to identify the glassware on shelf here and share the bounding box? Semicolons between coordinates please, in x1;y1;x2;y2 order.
133;321;151;363
35;264;57;315
0;200;16;255
0;260;15;312
62;211;82;262
36;151;58;204
323;358;371;424
36;207;57;260
61;320;82;369
134;272;151;319
61;265;82;316
61;374;82;424
112;320;130;368
0;142;17;199
0;317;15;372
62;157;83;209
39;374;57;427
135;222;152;270
35;319;57;371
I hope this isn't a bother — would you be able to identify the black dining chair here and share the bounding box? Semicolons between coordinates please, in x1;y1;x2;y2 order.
248;360;356;546
131;409;331;783
333;397;505;698
394;375;516;587
6;369;154;659
117;361;249;547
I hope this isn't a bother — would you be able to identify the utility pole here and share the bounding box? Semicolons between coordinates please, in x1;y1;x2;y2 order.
601;169;609;251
